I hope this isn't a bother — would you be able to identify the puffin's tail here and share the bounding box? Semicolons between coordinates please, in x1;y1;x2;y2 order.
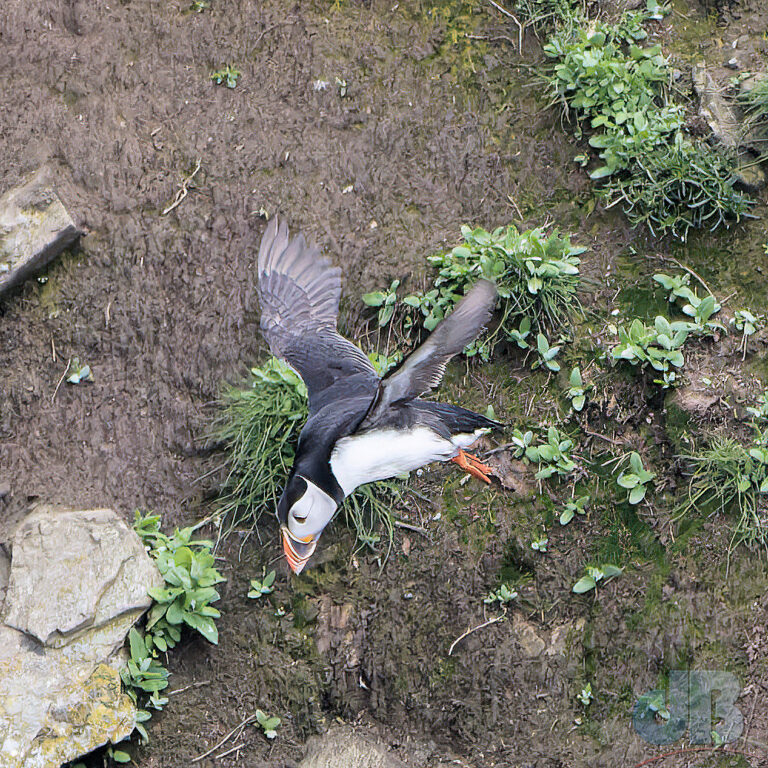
414;400;503;435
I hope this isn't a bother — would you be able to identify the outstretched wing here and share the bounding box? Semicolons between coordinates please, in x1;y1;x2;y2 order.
257;216;378;414
361;279;496;426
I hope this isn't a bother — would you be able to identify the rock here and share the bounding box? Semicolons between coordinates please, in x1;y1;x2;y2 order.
299;726;407;768
692;64;768;191
0;505;163;768
733;159;768;193
693;64;741;148
0;167;82;298
512;612;546;658
0;546;9;609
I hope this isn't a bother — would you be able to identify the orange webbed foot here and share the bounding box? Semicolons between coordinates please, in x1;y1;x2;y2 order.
451;449;493;484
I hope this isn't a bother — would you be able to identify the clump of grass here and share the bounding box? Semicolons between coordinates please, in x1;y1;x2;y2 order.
737;75;768;121
215;356;401;554
681;429;768;551
597;139;753;238
363;223;584;360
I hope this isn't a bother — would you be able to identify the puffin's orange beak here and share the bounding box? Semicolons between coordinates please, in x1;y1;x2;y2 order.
281;526;318;575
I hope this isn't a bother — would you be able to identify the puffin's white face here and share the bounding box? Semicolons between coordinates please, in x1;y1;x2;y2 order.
286;479;337;538
279;477;338;574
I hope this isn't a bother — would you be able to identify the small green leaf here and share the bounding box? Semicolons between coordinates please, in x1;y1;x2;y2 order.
362;291;386;307
573;576;597;593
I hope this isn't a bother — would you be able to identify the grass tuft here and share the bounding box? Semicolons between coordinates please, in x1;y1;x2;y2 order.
680;433;768;551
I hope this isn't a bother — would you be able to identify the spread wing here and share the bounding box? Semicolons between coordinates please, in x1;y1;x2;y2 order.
361;279;497;426
257;216;378;414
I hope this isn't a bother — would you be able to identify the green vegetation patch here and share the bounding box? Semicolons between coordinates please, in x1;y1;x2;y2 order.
533;1;754;239
364;223;584;360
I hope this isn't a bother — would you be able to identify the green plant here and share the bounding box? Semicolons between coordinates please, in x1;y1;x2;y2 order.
135;514;225;648
190;0;210;10
248;569;276;599
362;279;401;327
681;428;768;549
747;391;768;421
737;75;768;120
532;333;561;372
120;628;170;741
66;357;94;384
542;3;753;239
566;366;587;410
524;426;576;479
654;272;724;335
597;139;753;240
731;309;764;359
364;224;584;359
507;316;532;349
211;65;240;88
610;316;691;388
216;357;309;533
635;689;670;721
572;564;623;593
560;493;589;525
509;427;535;456
254;709;281;740
483;583;519;605
366;350;403;376
531;535;549;552
577;683;594;706
616;452;656;504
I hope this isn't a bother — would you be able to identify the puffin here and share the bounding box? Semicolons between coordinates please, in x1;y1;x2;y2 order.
257;216;500;574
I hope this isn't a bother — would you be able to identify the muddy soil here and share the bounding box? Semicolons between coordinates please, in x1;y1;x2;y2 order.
1;1;768;767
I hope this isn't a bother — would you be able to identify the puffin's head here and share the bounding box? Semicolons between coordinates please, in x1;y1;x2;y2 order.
277;475;338;574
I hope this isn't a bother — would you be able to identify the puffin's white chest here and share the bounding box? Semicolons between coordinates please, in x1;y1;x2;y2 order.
329;426;485;497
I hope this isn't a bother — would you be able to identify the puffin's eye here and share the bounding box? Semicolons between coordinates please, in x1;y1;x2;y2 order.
292;511;308;522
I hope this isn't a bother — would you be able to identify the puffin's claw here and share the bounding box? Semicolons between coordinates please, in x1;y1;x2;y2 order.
451;449;493;484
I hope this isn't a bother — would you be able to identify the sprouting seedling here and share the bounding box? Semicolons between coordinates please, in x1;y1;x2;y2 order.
483;583;518;605
566;366;587;411
616;452;655;504
560;493;590;525
362;279;400;327
531;535;549;552
731;309;764;360
506;316;532;349
248;570;276;599
254;709;281;739
532;333;561;372
66;357;94;384
577;683;594;706
572;564;623;593
653;272;697;305
636;689;670;721
211;65;241;88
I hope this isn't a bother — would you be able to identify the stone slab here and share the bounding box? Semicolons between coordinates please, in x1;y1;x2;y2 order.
0;167;82;297
0;505;163;767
